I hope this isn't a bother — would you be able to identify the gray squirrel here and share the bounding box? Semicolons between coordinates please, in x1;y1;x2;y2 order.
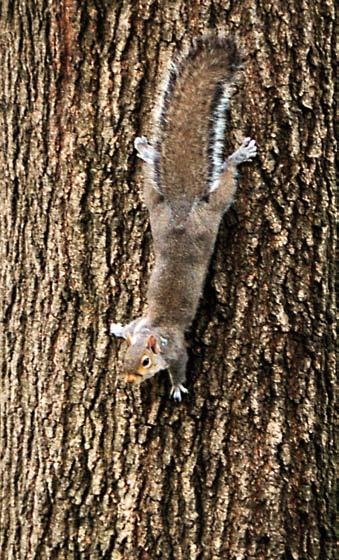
111;35;257;401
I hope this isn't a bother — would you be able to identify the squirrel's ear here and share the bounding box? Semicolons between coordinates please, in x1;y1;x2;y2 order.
146;334;160;354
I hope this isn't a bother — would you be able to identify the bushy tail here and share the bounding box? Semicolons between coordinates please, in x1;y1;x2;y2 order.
153;35;242;206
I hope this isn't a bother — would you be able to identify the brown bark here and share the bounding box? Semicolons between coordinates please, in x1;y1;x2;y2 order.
0;1;336;559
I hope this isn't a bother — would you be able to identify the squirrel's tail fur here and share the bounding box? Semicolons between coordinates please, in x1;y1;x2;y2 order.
153;35;242;206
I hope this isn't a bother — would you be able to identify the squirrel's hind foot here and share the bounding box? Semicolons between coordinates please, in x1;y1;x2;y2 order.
134;136;158;165
170;384;189;402
229;137;257;166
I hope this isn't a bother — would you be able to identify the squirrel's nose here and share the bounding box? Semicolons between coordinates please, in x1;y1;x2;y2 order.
126;373;143;384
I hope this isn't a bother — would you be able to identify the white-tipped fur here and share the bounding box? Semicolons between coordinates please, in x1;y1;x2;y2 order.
153;59;178;133
208;85;232;193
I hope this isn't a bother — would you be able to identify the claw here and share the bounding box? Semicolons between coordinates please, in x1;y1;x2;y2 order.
170;384;189;402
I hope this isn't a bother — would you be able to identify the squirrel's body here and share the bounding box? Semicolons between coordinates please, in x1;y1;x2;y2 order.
111;35;257;400
146;192;224;329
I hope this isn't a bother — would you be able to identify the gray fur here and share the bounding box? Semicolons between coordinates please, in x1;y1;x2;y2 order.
111;36;257;400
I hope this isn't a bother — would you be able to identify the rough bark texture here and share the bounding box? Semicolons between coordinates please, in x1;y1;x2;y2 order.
0;1;336;559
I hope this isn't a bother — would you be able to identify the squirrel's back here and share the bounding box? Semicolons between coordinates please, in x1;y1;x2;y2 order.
153;35;242;207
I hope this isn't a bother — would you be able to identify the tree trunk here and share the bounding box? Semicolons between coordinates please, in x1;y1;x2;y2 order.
0;1;335;559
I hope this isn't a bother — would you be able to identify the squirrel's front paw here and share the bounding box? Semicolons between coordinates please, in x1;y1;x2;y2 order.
110;323;125;338
170;384;189;402
229;137;257;165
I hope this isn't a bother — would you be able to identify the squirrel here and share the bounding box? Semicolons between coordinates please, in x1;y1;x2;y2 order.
111;35;257;401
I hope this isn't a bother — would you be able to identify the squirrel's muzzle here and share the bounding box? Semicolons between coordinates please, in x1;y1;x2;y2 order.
126;372;143;384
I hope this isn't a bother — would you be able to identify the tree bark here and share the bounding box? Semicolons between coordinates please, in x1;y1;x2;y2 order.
0;1;335;559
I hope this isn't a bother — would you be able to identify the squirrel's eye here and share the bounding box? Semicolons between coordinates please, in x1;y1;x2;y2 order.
141;356;151;368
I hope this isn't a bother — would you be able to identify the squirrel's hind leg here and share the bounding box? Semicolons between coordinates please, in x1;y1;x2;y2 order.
208;137;257;212
228;137;257;165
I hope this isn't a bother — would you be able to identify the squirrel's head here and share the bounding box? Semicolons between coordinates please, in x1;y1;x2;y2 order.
123;333;168;384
